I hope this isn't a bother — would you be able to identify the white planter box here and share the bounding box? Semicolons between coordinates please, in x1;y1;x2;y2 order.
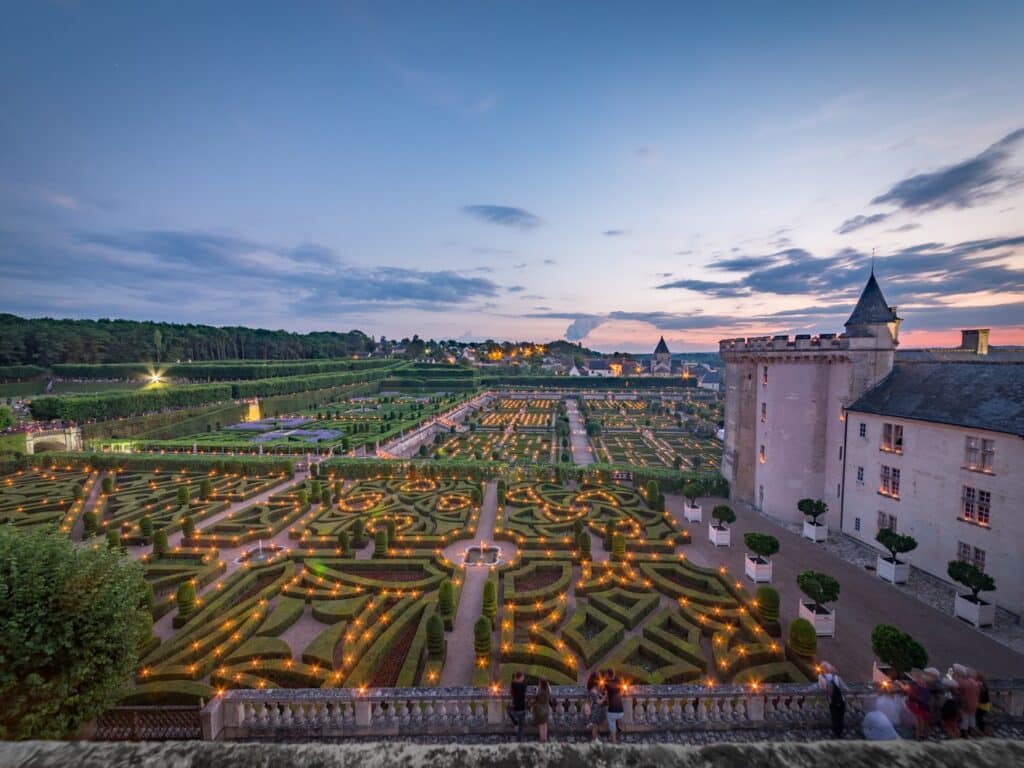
799;599;835;637
876;555;910;584
802;521;827;543
683;503;702;523
708;523;731;547
744;554;773;583
954;593;996;628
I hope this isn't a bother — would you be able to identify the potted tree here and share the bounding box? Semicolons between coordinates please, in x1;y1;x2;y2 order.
708;504;735;547
798;498;828;543
870;623;927;685
948;560;996;627
743;532;779;583
875;528;917;584
682;480;703;523
796;570;839;636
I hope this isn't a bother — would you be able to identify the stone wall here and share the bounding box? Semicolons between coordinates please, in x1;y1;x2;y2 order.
4;739;1023;768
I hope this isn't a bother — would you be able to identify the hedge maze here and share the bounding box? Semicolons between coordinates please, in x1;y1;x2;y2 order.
0;464;95;532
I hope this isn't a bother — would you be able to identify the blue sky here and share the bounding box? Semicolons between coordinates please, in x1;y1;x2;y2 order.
2;1;1023;351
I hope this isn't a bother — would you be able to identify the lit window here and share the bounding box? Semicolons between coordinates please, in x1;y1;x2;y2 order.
965;437;995;473
880;465;900;499
881;423;903;454
977;490;991;526
760;402;767;422
759;445;766;463
961;486;976;521
762;366;768;385
856;466;864;483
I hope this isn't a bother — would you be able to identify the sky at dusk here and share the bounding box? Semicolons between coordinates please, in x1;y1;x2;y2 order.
2;1;1023;352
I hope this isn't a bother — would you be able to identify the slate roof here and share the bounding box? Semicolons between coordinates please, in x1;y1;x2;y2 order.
845;273;898;327
848;362;1024;437
700;371;722;385
654;336;670;354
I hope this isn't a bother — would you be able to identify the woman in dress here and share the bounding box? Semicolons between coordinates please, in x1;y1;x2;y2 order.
531;677;553;742
586;671;607;741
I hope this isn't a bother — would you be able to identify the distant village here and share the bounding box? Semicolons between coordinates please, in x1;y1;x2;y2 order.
365;335;722;391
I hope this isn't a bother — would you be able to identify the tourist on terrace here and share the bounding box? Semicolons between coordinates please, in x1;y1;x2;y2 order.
531;677;553;743
508;671;528;741
873;685;911;738
903;669;932;740
953;664;980;738
604;669;625;744
586;671;607;741
817;661;847;738
976;672;992;735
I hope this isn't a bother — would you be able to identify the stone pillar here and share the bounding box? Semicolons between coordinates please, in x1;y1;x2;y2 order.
201;696;224;740
354;698;371;727
487;698;505;725
622;696;634;725
747;694;765;721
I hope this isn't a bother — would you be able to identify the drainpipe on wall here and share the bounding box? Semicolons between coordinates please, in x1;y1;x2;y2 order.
839;408;849;531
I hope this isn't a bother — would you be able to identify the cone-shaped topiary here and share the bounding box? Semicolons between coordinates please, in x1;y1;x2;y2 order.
199;478;212;500
427;613;445;658
177;486;190;507
788;617;817;657
82;510;98;538
139;515;153;543
474;616;492;656
181;515;195;540
152;529;169;557
101;476;114;494
439;579;455;617
338;530;350;555
176;581;196;619
373;527;389;558
385;518;397;542
106;529;120;550
482;580;497;621
755;586;780;621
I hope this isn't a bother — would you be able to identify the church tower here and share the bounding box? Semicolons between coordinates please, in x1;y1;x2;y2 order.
651;336;672;375
718;271;900;524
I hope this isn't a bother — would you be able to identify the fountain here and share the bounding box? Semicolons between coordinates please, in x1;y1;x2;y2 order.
235;539;284;565
464;539;501;566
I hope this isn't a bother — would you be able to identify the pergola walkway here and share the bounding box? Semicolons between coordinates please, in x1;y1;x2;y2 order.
669;493;1024;680
565;398;594;466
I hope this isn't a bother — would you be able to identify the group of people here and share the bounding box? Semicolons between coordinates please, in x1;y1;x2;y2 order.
507;669;627;743
818;661;992;741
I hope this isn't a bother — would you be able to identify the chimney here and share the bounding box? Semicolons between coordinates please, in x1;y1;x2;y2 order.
959;329;990;355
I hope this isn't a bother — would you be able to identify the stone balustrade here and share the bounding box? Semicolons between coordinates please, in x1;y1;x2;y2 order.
201;680;1024;740
719;334;849;355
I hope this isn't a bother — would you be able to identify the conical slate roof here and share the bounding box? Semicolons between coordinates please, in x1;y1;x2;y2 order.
654;336;670;354
845;272;897;327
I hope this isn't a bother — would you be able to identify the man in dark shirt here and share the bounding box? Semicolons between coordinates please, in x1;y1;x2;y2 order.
509;671;528;741
604;669;625;743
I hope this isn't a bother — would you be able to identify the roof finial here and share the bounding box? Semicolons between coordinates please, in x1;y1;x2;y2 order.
871;248;876;276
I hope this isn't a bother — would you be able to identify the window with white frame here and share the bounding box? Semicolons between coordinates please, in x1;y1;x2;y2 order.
961;485;992;527
964;436;995;473
880;465;900;498
977;490;991;526
957;540;972;562
961;485;976;520
881;422;903;453
859;422;866;438
956;541;987;572
973;546;987;571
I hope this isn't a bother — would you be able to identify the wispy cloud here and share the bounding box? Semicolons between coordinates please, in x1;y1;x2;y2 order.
836;212;890;234
462;205;541;230
603;229;629;237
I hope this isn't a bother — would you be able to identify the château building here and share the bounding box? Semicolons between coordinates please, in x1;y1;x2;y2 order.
720;273;1024;616
651;336;673;375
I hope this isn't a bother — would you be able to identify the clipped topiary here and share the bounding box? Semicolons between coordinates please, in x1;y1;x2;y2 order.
474;616;492;657
683;481;702;506
181;515;196;540
82;510;98;538
482;580;497;621
947;560;996;603
611;533;626;561
199;478;212;500
373;527;389;558
577;529;592;561
871;624;927;678
876;528;918;564
711;504;736;529
798;498;828;525
385;518;397;543
138;516;154;543
176;581;196;619
152;529;169;558
352;519;366;548
788;617;817;657
755;586;780;622
106;529;121;551
438;579;455;629
176;486;190;507
426;613;445;659
744;532;780;562
338;530;350;555
101;476;114;495
796;570;840;611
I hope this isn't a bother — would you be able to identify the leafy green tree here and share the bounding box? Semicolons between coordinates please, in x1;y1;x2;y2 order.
482;580;497;621
0;526;150;739
743;532;780;561
947;560;996;602
711;504;736;529
796;570;840;611
871;624;927;677
474;616;492;656
797;498;828;525
876;528;918;563
426;613;445;658
788;618;817;657
0;405;14;430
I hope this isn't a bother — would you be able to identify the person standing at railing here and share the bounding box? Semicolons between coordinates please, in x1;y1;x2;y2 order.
604;669;625;744
585;671;607;741
817;661;847;739
508;671;528;742
531;678;553;743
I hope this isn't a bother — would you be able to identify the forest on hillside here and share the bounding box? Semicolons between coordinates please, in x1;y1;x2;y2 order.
0;314;374;365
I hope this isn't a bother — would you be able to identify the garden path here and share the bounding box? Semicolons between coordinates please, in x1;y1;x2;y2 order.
439;481;506;687
564;398;594;466
666;493;1024;680
72;469;105;541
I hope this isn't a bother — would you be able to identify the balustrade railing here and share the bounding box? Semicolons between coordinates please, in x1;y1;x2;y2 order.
201;680;1024;740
